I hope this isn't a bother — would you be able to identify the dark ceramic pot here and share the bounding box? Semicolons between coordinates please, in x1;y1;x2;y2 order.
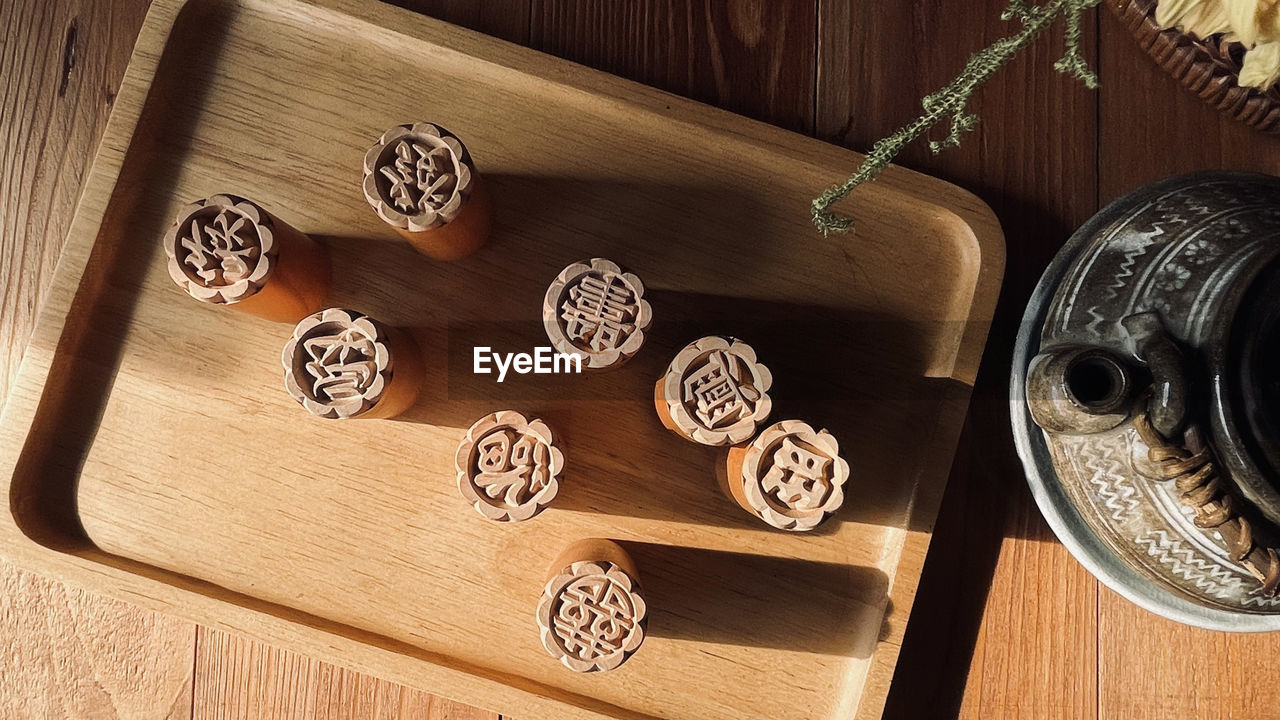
1013;172;1280;630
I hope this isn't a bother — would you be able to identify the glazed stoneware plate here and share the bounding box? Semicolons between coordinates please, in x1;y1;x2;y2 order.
1014;171;1280;631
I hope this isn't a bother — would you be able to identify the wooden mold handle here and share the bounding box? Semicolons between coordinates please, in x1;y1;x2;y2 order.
163;194;329;323
546;538;639;580
362;122;491;261
281;308;424;420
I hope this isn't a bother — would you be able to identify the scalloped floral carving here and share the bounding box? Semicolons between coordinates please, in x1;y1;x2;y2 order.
455;411;564;522
659;336;772;446
734;420;850;531
542;258;652;370
362;122;476;232
282;308;394;419
536;560;647;672
164;194;277;304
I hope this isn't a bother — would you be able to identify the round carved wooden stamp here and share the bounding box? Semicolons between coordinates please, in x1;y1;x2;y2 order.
537;539;647;673
542;258;652;370
362;122;491;260
655;336;773;446
163;194;329;322
281;308;424;420
723;420;851;532
455;411;564;522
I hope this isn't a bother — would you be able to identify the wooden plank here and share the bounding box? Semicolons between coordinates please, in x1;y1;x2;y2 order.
528;0;816;133
955;482;1099;720
184;4;524;716
0;1;495;717
0;0;150;404
0;558;194;719
0;1;1001;719
193;628;498;720
383;0;530;44
37;1;1280;718
1096;8;1280;720
0;1;197;718
816;2;1102;718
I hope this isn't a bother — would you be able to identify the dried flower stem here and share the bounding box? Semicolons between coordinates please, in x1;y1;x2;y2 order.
811;0;1101;236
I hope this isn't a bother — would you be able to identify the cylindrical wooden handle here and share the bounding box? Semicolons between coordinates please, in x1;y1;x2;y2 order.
394;174;492;261
358;323;425;419
229;218;329;322
537;538;647;672
282;308;424;420
546;538;639;580
362;122;492;261
163;194;329;323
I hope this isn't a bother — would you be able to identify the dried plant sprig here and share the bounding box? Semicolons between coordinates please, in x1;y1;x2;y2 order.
811;0;1102;236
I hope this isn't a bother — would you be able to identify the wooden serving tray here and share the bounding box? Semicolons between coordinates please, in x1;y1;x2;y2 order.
0;1;1003;719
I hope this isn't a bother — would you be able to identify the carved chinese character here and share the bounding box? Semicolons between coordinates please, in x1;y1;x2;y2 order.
363;123;490;263
181;209;260;285
544;258;652;369
553;574;639;658
166;195;275;302
681;348;762;429
725;420;850;531
302;327;378;401
561;274;637;353
760;436;835;511
164;195;329;322
282;308;424;420
379;139;459;215
537;545;647;672
657;336;773;446
455;411;563;522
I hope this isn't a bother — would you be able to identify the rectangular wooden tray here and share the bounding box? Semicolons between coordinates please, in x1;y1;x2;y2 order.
0;1;1003;718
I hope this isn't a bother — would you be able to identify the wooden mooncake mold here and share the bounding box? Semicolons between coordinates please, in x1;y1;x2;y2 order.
542;258;652;370
163;194;328;322
537;539;647;673
722;420;851;532
655;336;773;446
281;308;423;419
455;411;564;522
362;122;491;260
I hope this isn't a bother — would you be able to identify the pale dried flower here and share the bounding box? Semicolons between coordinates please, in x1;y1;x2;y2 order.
1156;0;1280;88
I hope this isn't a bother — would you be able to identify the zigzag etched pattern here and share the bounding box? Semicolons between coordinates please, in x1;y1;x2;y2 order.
1066;181;1267;340
1133;530;1280;607
1135;531;1242;600
1069;435;1140;522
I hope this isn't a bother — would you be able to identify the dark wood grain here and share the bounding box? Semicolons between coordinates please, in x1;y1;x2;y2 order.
0;1;506;718
383;0;530;44
529;0;816;133
818;2;1101;717
0;0;150;404
1095;8;1280;720
6;0;1280;717
0;1;198;716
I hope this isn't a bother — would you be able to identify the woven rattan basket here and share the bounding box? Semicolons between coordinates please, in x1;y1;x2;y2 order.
1109;0;1280;133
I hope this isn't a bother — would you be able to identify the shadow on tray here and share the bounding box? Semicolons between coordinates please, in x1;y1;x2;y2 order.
621;541;891;658
8;0;237;551
10;179;976;552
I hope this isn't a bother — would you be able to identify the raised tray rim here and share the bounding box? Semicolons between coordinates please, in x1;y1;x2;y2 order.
0;1;1006;718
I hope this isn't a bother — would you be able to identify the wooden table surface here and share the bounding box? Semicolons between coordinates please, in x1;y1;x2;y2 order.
2;0;1279;718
